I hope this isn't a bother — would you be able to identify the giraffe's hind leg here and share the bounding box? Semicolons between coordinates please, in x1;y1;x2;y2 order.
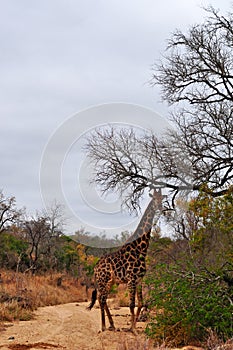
98;294;107;331
104;280;115;330
98;283;115;331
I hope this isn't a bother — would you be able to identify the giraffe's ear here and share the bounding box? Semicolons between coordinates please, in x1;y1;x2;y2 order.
149;188;159;197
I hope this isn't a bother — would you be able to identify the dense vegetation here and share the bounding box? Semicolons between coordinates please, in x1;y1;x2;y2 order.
146;189;233;346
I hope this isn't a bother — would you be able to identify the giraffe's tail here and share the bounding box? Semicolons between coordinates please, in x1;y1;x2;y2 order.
87;289;97;310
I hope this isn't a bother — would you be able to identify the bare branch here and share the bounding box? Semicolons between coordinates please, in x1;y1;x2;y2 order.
151;8;233;105
0;191;23;233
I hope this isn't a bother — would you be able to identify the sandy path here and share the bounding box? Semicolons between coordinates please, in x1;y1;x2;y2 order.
0;302;148;350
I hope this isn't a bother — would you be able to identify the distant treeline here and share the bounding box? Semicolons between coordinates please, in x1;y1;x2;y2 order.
0;190;130;275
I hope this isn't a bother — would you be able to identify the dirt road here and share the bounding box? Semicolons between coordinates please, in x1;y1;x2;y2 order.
0;302;149;350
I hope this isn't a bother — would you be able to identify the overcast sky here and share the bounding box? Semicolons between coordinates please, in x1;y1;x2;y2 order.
1;0;231;238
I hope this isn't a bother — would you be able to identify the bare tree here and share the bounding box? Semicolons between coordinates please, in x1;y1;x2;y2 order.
24;216;50;270
0;190;23;233
152;6;233;105
41;202;66;268
24;203;65;271
150;6;233;196
84;7;233;209
42;201;66;237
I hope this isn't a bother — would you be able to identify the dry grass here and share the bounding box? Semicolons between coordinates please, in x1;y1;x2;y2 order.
0;269;88;322
204;329;233;350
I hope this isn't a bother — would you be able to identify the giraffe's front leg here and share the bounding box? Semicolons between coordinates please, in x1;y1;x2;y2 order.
128;281;137;333
136;283;143;322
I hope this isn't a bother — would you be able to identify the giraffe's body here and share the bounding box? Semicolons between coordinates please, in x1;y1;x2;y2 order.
88;189;163;332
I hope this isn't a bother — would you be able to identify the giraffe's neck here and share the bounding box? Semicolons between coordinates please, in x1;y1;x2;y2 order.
126;196;160;243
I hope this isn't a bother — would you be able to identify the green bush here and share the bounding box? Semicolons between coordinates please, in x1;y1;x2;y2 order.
145;263;233;346
0;233;29;270
145;191;233;346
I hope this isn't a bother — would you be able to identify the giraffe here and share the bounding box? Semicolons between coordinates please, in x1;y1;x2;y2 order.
87;188;164;332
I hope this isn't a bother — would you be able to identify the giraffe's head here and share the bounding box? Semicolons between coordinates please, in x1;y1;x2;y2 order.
149;188;165;211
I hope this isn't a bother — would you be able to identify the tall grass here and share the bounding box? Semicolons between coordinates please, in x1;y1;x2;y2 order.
0;269;87;322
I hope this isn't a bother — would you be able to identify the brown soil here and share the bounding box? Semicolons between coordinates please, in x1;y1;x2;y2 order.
0;302;150;350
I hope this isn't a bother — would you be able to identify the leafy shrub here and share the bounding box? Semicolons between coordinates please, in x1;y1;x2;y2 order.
145;191;233;346
145;262;233;346
0;233;28;270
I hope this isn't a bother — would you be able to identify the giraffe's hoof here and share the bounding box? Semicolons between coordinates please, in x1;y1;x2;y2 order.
108;326;116;331
122;327;137;335
98;327;106;333
128;327;138;335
